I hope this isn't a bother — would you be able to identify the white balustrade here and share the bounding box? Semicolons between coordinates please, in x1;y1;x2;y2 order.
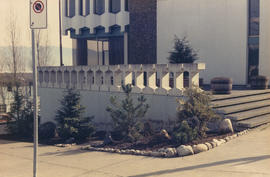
38;63;205;96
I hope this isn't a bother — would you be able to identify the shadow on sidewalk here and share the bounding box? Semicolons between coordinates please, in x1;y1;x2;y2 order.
40;148;89;157
129;155;270;177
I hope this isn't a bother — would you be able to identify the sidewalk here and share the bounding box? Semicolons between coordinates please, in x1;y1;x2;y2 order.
1;124;270;177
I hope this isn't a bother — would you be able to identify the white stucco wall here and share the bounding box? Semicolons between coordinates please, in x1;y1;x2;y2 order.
157;0;248;85
259;0;270;82
39;88;181;128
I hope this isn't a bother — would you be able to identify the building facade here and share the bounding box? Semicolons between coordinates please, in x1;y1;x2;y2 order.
62;0;269;85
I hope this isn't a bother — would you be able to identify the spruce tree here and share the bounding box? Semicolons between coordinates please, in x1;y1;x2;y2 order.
106;84;149;142
168;36;198;64
55;88;94;142
8;86;34;138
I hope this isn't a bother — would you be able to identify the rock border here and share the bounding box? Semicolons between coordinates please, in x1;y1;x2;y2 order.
81;129;249;158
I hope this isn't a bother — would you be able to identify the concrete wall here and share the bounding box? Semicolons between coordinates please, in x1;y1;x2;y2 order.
157;0;248;85
259;0;270;81
39;88;181;128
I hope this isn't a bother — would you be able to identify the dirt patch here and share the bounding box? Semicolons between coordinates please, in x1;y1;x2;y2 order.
89;132;234;151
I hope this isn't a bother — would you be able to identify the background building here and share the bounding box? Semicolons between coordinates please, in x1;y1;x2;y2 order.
63;0;270;85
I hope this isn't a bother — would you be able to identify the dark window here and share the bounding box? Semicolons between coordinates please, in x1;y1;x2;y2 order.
249;0;260;36
94;0;105;15
85;0;90;15
79;0;83;16
125;0;129;11
110;0;121;13
248;44;259;82
66;0;75;17
247;0;260;83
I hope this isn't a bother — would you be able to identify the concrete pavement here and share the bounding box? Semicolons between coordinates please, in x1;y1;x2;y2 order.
1;124;270;177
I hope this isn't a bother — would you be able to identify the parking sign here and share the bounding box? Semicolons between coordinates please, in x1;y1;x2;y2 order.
30;0;47;29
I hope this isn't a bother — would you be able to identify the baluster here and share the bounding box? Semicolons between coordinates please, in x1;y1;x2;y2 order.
156;64;170;95
142;65;157;94
189;71;199;88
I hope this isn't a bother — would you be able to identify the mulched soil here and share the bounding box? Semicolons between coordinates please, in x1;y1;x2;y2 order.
89;132;234;151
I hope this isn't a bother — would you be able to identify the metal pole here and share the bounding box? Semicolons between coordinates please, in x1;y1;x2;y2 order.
32;29;38;177
59;0;63;66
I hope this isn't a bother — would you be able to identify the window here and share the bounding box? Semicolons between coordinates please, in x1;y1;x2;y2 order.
125;0;129;11
249;0;260;36
110;0;121;13
247;0;260;83
66;0;75;17
94;0;105;15
79;0;83;16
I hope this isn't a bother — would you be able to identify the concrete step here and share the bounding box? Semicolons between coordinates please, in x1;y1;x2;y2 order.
213;93;270;108
211;89;270;102
215;99;270;115
227;106;270;121
237;114;270;128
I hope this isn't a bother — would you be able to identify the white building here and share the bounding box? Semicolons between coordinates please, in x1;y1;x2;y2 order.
63;0;270;85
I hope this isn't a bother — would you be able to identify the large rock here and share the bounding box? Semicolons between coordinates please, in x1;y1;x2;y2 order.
176;145;194;156
205;142;213;150
219;119;234;133
192;144;208;154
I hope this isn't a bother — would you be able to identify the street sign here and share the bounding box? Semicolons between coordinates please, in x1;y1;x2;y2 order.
30;0;47;29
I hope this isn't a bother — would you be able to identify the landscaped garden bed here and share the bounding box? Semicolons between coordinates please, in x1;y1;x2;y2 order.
81;130;249;158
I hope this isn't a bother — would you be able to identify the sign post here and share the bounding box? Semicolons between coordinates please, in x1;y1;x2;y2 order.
30;0;47;177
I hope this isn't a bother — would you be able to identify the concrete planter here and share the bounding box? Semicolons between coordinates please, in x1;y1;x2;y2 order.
250;76;269;90
211;77;233;94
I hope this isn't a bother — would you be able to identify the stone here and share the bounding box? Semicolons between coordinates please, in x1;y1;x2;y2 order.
210;141;217;148
160;129;172;140
164;148;177;158
219;119;234;133
151;151;162;157
192;144;208;154
176;145;194;156
212;139;222;146
205;143;213;150
135;150;141;155
219;139;226;144
230;134;237;139
144;151;151;156
225;137;230;142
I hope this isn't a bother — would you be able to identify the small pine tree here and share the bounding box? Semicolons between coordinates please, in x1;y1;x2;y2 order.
55;89;95;142
106;84;149;142
7;87;34;138
168;36;198;64
176;87;221;138
172;120;198;145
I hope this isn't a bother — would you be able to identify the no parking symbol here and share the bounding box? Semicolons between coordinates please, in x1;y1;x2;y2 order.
33;1;44;13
